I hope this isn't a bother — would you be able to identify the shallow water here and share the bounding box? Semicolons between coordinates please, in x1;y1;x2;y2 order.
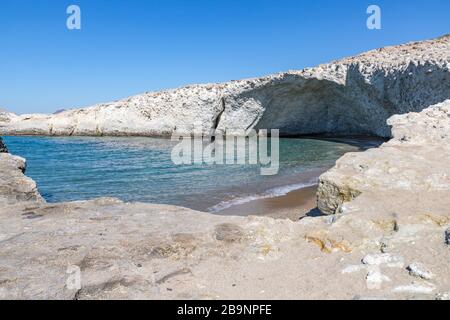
3;136;379;212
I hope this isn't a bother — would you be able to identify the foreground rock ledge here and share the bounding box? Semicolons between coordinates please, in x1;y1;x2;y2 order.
0;100;450;299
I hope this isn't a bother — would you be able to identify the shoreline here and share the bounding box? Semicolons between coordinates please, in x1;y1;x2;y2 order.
0;135;383;222
215;185;319;221
4;135;364;213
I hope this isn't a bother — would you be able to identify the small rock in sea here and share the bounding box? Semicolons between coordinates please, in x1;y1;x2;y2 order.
362;253;404;268
407;263;434;280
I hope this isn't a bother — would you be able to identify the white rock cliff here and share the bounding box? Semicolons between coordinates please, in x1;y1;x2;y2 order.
1;35;449;137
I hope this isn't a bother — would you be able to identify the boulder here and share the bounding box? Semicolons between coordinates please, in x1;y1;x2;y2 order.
0;153;44;206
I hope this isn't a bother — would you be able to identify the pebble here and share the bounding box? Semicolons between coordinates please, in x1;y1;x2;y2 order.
407;263;434;280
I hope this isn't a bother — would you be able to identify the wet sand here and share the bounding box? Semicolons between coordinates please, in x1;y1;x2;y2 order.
216;185;320;221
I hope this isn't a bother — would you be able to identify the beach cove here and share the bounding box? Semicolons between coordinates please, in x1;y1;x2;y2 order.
0;35;449;300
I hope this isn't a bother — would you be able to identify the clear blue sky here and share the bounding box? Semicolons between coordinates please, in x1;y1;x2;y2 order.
1;0;449;114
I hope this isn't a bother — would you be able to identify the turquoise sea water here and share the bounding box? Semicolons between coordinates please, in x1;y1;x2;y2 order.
3;136;380;212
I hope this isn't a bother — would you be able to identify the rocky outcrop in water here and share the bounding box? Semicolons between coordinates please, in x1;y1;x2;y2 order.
0;152;43;206
0;35;449;137
0;137;7;153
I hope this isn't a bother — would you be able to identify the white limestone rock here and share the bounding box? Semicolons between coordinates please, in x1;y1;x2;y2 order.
366;269;391;290
0;35;449;138
318;100;450;215
393;283;436;295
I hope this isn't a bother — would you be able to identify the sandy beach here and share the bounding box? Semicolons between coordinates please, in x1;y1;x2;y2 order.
216;185;319;221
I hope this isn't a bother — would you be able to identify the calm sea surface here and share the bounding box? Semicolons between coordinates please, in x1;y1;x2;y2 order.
3;136;380;212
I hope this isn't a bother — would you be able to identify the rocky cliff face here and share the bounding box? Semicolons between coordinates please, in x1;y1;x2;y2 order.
1;35;449;138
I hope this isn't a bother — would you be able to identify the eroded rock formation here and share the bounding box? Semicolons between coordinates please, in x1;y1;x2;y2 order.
318;100;450;215
0;35;449;137
0;101;449;300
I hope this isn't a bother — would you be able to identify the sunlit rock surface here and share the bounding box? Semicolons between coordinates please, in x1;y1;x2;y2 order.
318;100;450;215
0;152;43;206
